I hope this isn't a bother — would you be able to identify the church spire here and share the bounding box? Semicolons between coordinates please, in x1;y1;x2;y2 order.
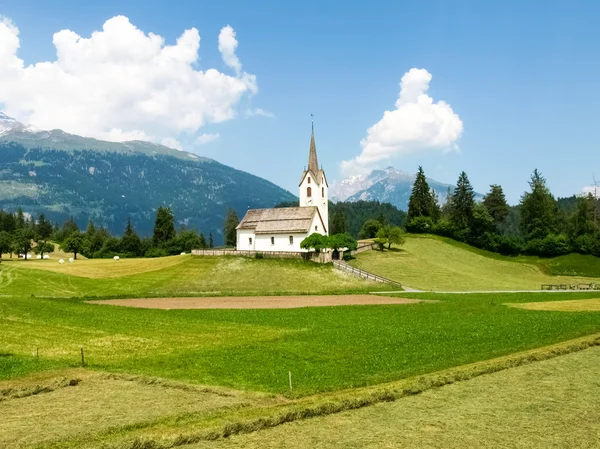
308;119;319;174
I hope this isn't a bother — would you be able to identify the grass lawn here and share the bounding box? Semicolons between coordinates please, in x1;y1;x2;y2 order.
350;234;600;291
0;255;388;298
2;290;600;395
190;345;600;449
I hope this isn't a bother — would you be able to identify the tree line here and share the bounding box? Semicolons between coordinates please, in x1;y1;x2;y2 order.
0;207;217;260
405;166;600;257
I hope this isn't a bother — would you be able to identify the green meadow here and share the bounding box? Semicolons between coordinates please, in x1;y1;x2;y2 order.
1;250;600;448
351;234;600;291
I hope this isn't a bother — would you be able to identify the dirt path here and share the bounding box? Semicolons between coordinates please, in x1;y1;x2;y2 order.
89;295;426;310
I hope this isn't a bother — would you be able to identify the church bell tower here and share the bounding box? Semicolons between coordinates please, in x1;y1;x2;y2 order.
299;122;328;234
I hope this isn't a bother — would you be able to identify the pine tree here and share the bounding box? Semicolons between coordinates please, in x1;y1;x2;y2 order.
407;166;435;222
86;220;96;237
153;207;176;246
570;193;598;238
483;184;509;229
121;218;142;256
35;213;54;258
431;189;442;222
519;169;558;240
209;232;214;248
449;171;476;230
15;207;25;230
198;232;207;249
223;208;240;247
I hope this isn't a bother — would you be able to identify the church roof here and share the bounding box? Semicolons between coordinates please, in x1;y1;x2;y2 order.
298;123;328;186
308;123;319;174
236;206;325;234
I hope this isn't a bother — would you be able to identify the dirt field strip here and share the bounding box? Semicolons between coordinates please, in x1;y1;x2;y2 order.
89;295;429;309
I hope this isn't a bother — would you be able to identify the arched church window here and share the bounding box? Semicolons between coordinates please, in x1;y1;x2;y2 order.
307;187;312;197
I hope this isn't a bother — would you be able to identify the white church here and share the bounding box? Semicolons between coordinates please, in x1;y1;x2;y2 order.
236;125;328;252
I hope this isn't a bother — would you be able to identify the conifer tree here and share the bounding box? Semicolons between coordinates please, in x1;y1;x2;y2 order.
570;193;598;238
0;231;12;259
121;218;142;255
431;189;442;222
35;214;53;258
153;207;176;246
449;171;476;230
483;184;509;228
407;166;435;222
519;169;558;240
209;232;214;248
223;208;240;247
15;207;25;230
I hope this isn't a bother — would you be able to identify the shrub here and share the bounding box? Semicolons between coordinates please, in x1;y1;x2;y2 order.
255;252;264;259
496;235;523;256
431;219;454;238
144;247;168;258
406;216;434;234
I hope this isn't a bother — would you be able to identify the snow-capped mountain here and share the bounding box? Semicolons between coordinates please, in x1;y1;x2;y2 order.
330;166;483;211
0;112;26;136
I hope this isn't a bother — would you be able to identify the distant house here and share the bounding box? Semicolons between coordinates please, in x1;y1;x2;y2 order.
236;124;328;252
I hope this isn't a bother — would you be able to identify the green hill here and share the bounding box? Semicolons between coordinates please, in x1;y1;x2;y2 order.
350;234;600;291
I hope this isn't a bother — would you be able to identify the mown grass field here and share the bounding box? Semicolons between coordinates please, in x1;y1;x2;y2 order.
2;251;600;447
188;345;600;449
0;255;387;298
351;234;600;291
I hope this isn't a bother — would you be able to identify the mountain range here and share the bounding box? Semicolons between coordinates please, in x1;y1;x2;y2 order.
329;166;484;210
0;113;295;241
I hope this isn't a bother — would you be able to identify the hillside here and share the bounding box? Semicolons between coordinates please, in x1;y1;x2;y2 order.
350;234;600;291
330;166;483;210
0;114;296;240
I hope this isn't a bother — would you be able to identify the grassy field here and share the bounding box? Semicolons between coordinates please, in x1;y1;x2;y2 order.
188;345;600;449
3;289;600;394
0;255;388;298
350;234;600;291
2;251;600;447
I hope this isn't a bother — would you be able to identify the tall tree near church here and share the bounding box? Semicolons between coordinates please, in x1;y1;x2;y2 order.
407;166;435;222
519;169;558;240
224;208;239;247
449;171;476;230
483;184;509;229
15;207;25;230
209;232;214;248
35;213;53;258
153;207;176;246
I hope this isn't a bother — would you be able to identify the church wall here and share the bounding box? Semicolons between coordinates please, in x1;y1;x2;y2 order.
236;229;256;250
254;233;309;252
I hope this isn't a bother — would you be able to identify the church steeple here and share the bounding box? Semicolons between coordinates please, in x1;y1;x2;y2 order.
308;121;319;175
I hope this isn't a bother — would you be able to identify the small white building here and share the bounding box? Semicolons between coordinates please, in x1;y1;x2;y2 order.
236;124;328;252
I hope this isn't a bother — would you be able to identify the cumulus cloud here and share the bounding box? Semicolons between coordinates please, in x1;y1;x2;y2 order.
245;107;274;118
0;16;258;147
194;132;220;145
218;25;242;74
341;68;463;174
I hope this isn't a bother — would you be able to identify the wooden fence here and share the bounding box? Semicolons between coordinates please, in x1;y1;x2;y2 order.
191;249;333;263
333;260;402;287
541;283;600;291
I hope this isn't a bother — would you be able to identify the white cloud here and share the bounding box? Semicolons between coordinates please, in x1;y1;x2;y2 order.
194;132;220;145
218;25;241;75
161;137;183;150
0;16;258;147
245;107;274;118
341;68;463;174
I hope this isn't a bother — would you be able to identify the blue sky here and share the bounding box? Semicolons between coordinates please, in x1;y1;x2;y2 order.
1;0;599;204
